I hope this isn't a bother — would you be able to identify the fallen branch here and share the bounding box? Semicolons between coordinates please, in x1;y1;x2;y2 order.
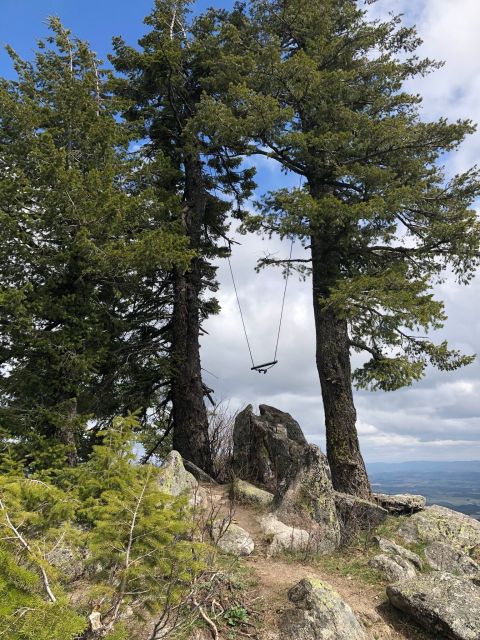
194;598;219;640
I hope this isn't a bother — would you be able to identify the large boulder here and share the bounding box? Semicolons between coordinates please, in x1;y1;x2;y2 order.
375;537;423;570
232;404;307;492
213;522;255;557
278;578;368;640
398;505;480;556
274;445;340;554
374;493;426;515
157;451;198;496
259;514;310;556
425;541;479;577
334;492;388;545
387;572;480;640
369;553;417;583
232;479;274;508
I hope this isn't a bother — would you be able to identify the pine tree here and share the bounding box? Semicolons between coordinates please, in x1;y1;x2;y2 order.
0;20;191;463
0;462;86;639
74;416;206;637
0;415;207;639
110;0;254;474
200;0;480;496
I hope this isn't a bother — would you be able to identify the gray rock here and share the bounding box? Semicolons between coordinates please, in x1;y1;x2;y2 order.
157;451;198;497
369;553;417;582
374;493;426;515
398;505;480;555
183;459;218;485
334;492;388;545
46;545;85;581
387;572;480;640
232;404;307;492
232;479;274;507
425;541;479;577
275;445;340;554
279;578;368;640
375;536;423;570
259;513;310;556
213;522;255;557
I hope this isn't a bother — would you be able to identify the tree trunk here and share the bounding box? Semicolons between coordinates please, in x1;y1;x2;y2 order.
57;397;78;467
311;232;371;499
170;153;213;475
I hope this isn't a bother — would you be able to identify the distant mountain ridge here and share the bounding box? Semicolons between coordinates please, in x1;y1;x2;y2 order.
367;460;480;521
367;460;480;473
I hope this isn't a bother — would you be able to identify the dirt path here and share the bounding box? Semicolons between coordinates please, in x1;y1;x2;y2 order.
204;484;433;640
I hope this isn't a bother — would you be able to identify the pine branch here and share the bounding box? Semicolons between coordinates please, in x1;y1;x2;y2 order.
0;496;57;603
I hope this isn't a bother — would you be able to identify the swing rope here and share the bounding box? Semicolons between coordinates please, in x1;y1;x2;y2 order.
228;238;295;373
273;237;294;362
227;253;255;369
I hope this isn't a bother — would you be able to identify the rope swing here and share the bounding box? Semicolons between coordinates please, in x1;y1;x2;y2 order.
227;238;295;374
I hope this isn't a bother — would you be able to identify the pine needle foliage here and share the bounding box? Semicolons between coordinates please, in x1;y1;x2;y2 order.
195;0;480;496
0;20;192;462
0;415;207;638
200;0;480;391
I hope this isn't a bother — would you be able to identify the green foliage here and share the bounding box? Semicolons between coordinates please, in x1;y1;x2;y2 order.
201;0;480;391
0;471;86;638
0;19;192;462
0;415;207;638
224;605;249;627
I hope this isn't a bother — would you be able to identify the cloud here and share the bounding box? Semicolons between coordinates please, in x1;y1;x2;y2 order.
202;0;480;463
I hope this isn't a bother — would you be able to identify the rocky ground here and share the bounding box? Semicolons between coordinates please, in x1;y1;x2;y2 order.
162;404;480;640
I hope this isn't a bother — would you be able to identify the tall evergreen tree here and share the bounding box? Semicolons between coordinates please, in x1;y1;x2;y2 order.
0;20;191;464
200;0;480;496
111;0;254;474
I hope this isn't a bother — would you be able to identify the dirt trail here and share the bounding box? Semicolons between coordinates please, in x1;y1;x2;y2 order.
204;484;432;640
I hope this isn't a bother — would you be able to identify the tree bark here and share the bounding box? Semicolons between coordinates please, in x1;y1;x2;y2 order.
57;397;78;467
311;231;371;499
170;153;213;475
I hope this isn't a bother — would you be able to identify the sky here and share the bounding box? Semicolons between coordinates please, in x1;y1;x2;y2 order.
1;1;480;463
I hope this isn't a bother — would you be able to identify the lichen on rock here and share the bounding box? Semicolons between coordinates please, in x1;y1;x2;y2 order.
387;572;480;640
278;577;368;640
425;541;479;577
212;521;255;557
232;479;274;507
369;553;417;583
274;444;341;554
398;505;480;556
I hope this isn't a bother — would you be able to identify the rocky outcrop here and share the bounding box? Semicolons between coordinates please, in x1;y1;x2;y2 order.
259;514;310;556
232;405;307;492
157;450;209;507
375;537;423;570
213;522;255;557
398;505;480;556
374;493;426;515
274;445;340;554
369;553;417;583
279;578;368;640
157;451;198;496
387;572;480;640
183;459;217;484
232;479;274;507
425;541;479;577
334;492;388;545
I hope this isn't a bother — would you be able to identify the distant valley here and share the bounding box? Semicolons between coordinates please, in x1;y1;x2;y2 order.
367;461;480;521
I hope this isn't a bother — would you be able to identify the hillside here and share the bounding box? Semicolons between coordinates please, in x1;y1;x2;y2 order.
368;462;480;520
